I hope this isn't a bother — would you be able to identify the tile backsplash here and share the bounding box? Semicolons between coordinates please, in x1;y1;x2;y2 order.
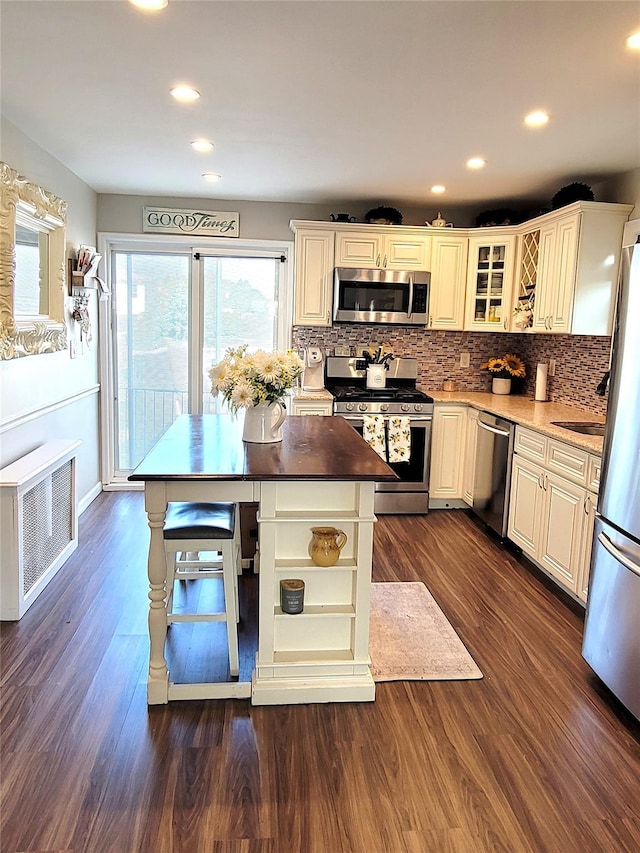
293;326;611;417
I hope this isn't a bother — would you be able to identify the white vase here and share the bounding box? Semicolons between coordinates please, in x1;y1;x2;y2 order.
242;401;286;443
492;377;512;395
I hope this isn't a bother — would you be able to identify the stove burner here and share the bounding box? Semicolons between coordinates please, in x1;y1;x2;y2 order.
330;385;433;404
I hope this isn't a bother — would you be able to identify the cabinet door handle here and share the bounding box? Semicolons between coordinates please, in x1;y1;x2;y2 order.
584;494;592;514
326;310;330;323
376;254;381;267
429;315;433;327
538;473;544;489
503;319;508;330
383;255;388;268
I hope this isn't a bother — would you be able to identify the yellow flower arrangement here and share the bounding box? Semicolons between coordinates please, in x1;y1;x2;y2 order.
481;353;526;380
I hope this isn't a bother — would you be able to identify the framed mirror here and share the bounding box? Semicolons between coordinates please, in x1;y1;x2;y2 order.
0;162;68;359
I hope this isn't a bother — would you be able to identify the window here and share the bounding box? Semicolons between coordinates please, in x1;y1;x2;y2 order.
100;235;293;480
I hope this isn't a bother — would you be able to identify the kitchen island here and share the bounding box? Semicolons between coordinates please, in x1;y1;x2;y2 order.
129;414;396;705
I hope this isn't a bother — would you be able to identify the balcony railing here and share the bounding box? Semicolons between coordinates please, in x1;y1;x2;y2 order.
118;387;223;470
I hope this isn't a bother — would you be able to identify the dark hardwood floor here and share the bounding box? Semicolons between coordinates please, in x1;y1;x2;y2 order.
1;491;639;852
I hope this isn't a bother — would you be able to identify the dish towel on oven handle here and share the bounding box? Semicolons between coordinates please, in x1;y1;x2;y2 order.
362;414;387;460
387;416;411;463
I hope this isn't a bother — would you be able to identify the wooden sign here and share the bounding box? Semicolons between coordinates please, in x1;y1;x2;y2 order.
143;206;239;237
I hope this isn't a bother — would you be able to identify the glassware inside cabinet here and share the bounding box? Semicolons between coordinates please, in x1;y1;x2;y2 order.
469;240;512;325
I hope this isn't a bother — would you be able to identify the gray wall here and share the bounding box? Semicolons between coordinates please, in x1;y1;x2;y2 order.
97;194;484;237
97;170;639;240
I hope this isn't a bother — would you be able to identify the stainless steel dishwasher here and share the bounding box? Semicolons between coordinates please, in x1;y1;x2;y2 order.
472;411;515;537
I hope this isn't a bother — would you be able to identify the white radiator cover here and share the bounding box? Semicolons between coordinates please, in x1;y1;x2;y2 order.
1;440;81;620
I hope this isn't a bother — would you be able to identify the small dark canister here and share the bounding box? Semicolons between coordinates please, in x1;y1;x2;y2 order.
280;579;305;614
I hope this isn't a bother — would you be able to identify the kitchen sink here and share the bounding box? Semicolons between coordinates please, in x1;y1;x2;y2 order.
551;421;606;436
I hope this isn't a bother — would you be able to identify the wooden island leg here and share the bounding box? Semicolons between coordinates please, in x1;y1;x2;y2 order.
144;482;169;704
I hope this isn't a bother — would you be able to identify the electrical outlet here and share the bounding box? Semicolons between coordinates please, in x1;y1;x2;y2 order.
548;358;556;376
460;352;470;368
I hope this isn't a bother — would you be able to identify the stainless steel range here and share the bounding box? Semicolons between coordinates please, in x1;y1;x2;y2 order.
325;356;433;514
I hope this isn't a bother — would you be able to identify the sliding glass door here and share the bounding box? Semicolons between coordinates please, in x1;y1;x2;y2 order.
200;255;280;411
108;241;288;477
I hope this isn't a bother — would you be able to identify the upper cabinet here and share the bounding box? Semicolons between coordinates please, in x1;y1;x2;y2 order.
514;202;633;335
428;234;468;330
335;228;431;271
463;233;516;332
292;226;335;326
291;204;632;332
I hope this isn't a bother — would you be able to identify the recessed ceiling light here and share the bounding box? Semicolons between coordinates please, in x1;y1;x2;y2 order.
431;185;446;194
191;139;214;153
524;110;550;128
129;0;168;10
466;157;486;170
626;30;640;49
202;173;221;183
170;85;200;102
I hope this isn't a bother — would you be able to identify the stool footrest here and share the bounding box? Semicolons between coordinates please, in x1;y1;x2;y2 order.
175;568;223;579
168;612;227;623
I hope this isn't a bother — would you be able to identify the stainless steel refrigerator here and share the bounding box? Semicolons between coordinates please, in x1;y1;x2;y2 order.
582;239;640;721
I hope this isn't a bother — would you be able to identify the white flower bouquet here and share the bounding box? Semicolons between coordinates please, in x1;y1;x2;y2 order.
209;345;304;413
513;300;534;330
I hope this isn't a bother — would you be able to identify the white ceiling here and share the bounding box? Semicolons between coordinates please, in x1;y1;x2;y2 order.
1;0;639;210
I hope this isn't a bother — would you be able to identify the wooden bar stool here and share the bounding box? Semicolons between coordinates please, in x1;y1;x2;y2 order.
163;501;241;677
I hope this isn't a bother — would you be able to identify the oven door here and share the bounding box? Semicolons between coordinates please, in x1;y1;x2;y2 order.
341;415;432;493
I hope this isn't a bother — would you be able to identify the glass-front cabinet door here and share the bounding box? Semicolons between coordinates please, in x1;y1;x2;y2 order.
464;234;516;331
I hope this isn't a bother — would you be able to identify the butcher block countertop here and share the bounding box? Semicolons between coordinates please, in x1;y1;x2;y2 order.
427;391;605;455
129;413;397;482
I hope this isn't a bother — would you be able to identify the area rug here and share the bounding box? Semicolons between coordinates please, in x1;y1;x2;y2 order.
369;582;483;681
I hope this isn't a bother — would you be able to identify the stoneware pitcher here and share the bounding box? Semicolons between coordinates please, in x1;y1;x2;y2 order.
309;527;348;567
242;401;286;443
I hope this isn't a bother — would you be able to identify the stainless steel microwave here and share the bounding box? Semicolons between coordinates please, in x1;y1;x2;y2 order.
333;267;429;326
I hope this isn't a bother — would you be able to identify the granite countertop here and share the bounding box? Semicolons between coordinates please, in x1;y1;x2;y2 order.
291;387;334;402
427;390;605;455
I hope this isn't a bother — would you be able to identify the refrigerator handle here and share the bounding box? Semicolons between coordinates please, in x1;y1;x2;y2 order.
598;532;640;579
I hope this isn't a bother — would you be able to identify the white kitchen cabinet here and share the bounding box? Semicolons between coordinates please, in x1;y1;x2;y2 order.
514;202;632;335
253;480;376;704
464;233;516;331
508;425;601;599
576;490;597;603
429;405;467;507
508;455;584;591
290;398;333;416
428;234;468;330
462;407;478;506
335;229;431;271
291;225;335;326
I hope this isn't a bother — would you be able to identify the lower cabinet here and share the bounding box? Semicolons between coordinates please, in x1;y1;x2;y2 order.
462;407;479;506
576;490;597;603
508;455;585;592
507;426;600;601
429;405;467;506
290;398;333;416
